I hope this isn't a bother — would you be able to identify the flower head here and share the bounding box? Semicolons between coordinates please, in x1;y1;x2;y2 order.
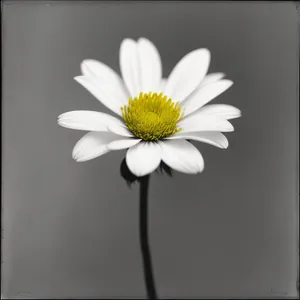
121;92;184;141
58;38;241;177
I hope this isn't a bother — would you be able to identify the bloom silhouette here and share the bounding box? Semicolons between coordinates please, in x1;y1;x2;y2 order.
58;38;241;176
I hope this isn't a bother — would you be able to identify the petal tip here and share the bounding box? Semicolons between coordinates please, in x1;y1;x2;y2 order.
74;157;84;162
195;48;211;64
195;164;205;174
137;37;148;43
197;47;210;55
81;58;94;65
227;125;235;132
73;76;82;82
120;38;136;47
225;79;234;87
73;152;86;162
222;119;235;132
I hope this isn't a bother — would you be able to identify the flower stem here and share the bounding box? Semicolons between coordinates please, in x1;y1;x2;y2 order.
139;175;158;299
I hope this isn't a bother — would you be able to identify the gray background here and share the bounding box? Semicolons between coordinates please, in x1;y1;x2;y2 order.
2;1;298;299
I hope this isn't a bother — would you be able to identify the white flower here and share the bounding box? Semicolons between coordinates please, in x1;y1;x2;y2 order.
58;38;241;177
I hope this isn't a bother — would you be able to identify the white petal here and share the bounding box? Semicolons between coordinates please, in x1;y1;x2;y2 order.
119;39;141;98
80;59;129;103
107;123;134;137
164;48;210;102
159;139;204;174
107;138;141;150
195;104;241;120
165;131;229;149
179;113;234;132
198;72;225;87
137;38;162;93
74;76;124;116
72;132;119;162
157;78;167;93
58;110;124;131
126;142;161;177
182;79;233;116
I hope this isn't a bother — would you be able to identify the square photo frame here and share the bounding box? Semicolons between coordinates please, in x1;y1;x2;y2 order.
1;1;299;299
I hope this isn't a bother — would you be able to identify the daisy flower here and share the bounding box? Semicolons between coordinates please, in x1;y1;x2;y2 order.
58;38;241;177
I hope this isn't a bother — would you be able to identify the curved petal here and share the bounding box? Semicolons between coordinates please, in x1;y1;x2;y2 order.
198;72;225;88
137;38;162;93
157;78;167;93
119;39;140;98
58;110;124;132
107;138;141;150
178;113;234;132
165;131;229;149
164;48;210;102
182;79;233;116
72;132;120;162
126;142;161;177
74;76;123;116
159;139;204;174
80;59;129;103
107;123;134;137
195;104;241;120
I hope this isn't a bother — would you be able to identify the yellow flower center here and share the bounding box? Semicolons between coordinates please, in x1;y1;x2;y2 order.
121;92;184;141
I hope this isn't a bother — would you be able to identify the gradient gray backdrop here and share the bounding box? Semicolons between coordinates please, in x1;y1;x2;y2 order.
2;1;298;299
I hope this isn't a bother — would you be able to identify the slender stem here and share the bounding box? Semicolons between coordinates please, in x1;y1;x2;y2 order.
139;175;158;299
